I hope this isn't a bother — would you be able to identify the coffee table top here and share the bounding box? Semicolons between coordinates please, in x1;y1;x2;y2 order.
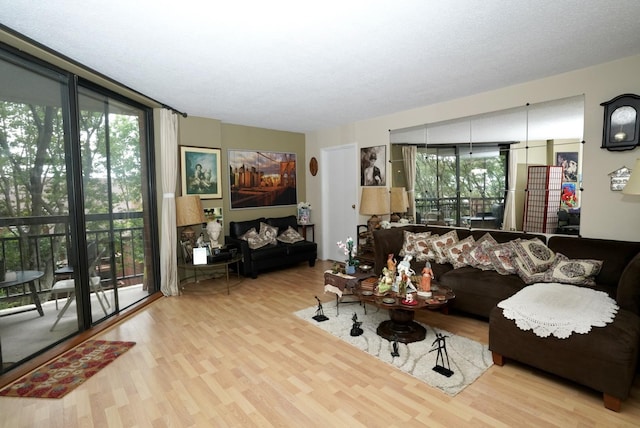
356;283;455;311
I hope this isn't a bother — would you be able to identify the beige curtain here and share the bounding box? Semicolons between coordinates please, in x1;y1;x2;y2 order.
402;145;417;222
502;148;518;230
158;108;180;296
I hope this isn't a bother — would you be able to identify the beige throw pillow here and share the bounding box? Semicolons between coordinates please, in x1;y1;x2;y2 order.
445;236;476;269
277;226;305;243
430;230;459;264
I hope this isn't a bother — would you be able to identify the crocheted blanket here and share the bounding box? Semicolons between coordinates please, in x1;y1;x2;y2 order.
497;282;618;339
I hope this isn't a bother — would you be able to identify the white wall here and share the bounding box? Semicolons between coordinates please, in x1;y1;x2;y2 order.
306;54;640;255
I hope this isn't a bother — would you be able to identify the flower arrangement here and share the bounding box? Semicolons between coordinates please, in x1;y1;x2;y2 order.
297;201;311;209
337;237;359;267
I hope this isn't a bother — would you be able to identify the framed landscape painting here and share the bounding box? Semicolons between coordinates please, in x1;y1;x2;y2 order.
180;146;222;199
228;149;297;209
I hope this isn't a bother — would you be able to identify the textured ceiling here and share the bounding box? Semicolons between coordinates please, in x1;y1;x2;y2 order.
2;1;640;133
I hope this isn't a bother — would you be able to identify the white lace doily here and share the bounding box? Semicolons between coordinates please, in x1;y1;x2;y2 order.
497;282;618;339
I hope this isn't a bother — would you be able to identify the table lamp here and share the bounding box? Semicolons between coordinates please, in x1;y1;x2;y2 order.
622;159;640;195
389;187;410;222
175;195;206;247
360;187;389;234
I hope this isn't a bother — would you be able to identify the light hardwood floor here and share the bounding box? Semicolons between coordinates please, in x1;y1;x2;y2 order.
1;260;639;427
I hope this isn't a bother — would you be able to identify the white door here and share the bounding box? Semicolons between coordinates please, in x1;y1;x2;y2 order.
322;143;359;262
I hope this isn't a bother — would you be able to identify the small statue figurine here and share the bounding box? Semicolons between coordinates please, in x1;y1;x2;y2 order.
387;253;397;273
391;334;400;357
312;296;328;322
350;313;363;337
377;267;393;295
196;232;205;248
397;254;415;277
421;262;435;292
206;220;222;249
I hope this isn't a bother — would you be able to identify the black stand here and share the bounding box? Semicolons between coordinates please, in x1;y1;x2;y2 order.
429;332;453;377
350;313;363;336
312;296;328;322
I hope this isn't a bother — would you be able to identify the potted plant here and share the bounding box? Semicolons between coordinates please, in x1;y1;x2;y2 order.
337;237;359;274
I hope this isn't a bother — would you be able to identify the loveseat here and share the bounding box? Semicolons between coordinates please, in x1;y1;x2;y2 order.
226;215;317;278
373;225;640;411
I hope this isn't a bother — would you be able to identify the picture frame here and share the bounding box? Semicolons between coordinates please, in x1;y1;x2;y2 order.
228;149;298;209
180;146;222;199
360;145;386;186
555;152;578;183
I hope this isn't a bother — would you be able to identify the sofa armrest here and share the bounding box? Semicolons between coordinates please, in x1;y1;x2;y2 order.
225;235;253;276
617;252;640;316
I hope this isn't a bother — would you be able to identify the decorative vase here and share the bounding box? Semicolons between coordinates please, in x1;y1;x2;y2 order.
298;207;310;224
345;264;356;275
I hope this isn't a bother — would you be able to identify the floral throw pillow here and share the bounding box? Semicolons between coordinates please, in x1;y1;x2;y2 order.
430;230;459;264
415;234;440;262
239;227;269;250
399;230;432;257
259;222;278;245
513;256;547;284
487;241;518;275
512;238;556;273
277;226;305;244
445;236;476;269
464;233;499;271
543;253;603;286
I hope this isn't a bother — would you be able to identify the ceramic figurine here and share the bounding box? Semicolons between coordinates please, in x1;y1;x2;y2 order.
421;262;434;292
397;254;414;277
387;253;397;273
206;220;222;248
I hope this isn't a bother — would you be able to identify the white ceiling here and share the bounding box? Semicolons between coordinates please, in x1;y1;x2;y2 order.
2;1;640;133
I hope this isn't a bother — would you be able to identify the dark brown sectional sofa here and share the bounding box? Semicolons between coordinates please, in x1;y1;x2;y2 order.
373;225;640;411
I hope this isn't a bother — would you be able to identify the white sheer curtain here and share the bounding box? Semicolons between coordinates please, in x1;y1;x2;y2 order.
502;149;518;230
402;145;417;222
158;108;180;296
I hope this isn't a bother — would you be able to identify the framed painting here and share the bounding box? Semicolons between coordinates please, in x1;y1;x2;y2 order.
180;146;222;199
360;145;386;186
228;149;297;209
556;152;578;183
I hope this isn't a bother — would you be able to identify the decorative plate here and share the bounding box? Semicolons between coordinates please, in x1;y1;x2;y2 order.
361;290;373;296
382;297;396;304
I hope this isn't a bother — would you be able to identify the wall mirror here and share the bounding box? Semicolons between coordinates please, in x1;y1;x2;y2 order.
390;95;584;233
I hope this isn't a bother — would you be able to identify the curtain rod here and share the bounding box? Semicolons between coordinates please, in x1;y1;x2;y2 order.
1;24;188;118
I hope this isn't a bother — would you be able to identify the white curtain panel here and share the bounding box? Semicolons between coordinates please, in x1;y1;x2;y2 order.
402;145;417;221
158;108;179;296
502;148;518;230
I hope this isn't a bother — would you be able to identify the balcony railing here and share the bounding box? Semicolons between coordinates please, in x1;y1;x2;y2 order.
0;214;145;310
415;196;504;228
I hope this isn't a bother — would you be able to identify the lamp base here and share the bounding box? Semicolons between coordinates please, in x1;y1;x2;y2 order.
181;226;196;247
390;213;401;223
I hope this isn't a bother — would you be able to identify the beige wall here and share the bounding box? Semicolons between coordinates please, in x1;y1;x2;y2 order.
306;54;640;245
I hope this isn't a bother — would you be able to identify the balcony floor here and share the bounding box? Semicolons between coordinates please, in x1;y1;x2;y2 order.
0;284;148;369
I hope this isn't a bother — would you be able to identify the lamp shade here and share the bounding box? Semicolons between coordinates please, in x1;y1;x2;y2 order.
359;187;390;215
390;187;409;213
622;158;640;195
175;195;206;227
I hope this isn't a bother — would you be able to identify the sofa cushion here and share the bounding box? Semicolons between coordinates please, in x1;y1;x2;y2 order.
249;243;287;261
445;235;475;269
282;239;317;255
487;241;518;275
230;218;265;239
514;256;547;284
543;253;603;286
277;226;304;243
266;215;298;232
241;227;271;250
431;230;459;264
399;230;433;258
512;238;556;273
464;233;499;271
259;222;278;245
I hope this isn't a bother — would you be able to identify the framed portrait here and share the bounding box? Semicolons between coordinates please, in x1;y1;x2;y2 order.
360;145;386;186
180;146;222;199
555;152;578;183
228;149;297;209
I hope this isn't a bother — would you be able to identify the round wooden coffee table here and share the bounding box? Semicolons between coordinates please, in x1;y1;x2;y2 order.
357;284;455;343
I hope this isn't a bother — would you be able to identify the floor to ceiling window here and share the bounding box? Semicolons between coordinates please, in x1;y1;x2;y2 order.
0;44;158;374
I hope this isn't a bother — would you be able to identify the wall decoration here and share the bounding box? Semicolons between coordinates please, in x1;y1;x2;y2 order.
556;152;578;183
600;93;640;151
180;146;222;199
360;145;386;186
560;183;578;209
228;149;297;209
608;166;632;191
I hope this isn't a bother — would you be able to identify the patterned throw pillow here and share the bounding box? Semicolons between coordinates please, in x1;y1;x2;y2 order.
399;230;432;257
277;226;305;243
487;241;518;275
543;253;603;286
414;234;439;262
464;233;499;270
512;238;556;273
514;256;547;284
259;222;278;245
445;236;476;269
239;227;269;249
430;230;459;264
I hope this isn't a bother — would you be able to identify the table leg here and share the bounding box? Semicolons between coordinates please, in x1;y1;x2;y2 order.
27;280;44;316
376;308;426;343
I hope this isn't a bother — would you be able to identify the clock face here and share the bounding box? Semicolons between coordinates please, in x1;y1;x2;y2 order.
610;106;636;142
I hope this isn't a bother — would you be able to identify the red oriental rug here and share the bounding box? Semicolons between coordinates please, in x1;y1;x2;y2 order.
0;339;135;399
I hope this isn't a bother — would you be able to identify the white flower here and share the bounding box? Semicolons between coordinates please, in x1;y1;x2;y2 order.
297;201;311;209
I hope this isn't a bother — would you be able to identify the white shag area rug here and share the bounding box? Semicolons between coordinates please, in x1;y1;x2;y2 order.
294;304;492;396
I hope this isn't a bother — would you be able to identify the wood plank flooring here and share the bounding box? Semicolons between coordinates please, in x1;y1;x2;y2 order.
1;260;639;427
